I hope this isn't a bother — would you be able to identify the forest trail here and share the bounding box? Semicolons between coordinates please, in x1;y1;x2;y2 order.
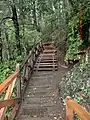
0;43;90;120
16;43;68;120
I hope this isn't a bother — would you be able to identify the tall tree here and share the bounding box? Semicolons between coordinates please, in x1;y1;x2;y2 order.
0;27;2;62
11;3;21;55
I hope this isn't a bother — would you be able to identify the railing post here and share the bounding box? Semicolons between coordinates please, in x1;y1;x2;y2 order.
85;50;89;64
16;64;21;98
35;46;37;57
40;42;43;51
33;49;36;62
66;96;74;120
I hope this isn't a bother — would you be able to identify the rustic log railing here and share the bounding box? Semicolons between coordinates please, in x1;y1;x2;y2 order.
0;41;42;120
66;96;90;120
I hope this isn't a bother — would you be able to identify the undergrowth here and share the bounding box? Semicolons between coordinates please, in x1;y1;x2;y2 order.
60;56;90;119
0;55;24;116
0;55;23;84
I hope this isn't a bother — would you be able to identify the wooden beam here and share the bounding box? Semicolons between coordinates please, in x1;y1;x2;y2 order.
0;99;20;109
0;78;17;119
66;97;74;120
0;71;19;95
66;96;90;120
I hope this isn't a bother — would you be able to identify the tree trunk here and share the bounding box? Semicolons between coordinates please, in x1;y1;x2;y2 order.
0;27;3;62
33;0;37;30
4;27;11;59
11;4;21;55
83;21;89;45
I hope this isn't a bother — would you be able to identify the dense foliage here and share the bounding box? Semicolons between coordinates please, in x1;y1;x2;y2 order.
65;0;90;61
0;55;23;84
0;0;90;118
60;55;90;120
0;0;68;83
65;14;82;60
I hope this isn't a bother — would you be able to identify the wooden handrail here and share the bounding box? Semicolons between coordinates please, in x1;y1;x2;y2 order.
0;71;19;95
66;96;90;120
20;41;42;70
0;41;42;120
0;98;20;109
0;74;18;120
0;41;42;96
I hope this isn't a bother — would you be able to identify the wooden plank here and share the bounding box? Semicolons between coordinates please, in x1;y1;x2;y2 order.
35;64;57;67
38;56;57;60
66;97;74;120
33;72;53;76
0;71;19;95
0;99;20;109
43;50;57;53
36;61;57;63
37;59;57;62
40;53;56;56
36;63;57;65
34;68;58;71
66;97;90;120
16;64;21;99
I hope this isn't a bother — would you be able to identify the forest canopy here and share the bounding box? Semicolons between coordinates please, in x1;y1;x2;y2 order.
0;0;90;80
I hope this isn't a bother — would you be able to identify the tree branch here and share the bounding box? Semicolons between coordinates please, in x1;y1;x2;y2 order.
0;17;12;24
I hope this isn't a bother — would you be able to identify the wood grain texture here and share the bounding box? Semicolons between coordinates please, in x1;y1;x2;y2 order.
0;71;19;95
0;98;20;109
66;96;90;120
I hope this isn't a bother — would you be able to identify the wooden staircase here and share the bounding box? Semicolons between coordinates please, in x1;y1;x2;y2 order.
16;43;60;120
16;72;61;120
0;42;90;120
34;43;58;71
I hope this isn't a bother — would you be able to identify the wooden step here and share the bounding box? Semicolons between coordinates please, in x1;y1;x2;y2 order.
34;67;58;71
31;75;53;81
20;107;48;116
43;47;55;50
29;79;53;86
26;87;53;94
35;63;57;65
32;75;53;79
17;115;50;120
23;97;54;104
35;64;57;68
39;54;56;57
25;91;55;99
32;72;54;77
37;56;57;61
43;50;57;53
36;59;57;63
35;63;58;68
25;91;54;98
22;102;54;109
27;84;53;89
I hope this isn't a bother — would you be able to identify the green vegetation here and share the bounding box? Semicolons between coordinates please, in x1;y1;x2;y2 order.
0;0;90;118
65;14;83;60
0;0;68;83
60;57;90;120
0;55;23;84
60;58;90;110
